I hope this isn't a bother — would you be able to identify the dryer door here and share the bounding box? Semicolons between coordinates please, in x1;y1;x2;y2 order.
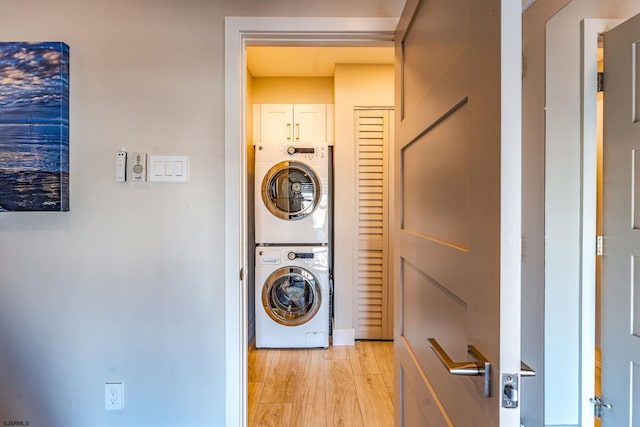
262;266;322;326
261;161;321;220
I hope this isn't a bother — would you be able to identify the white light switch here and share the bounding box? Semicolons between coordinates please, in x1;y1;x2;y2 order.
154;161;163;176
165;161;174;176
149;156;189;182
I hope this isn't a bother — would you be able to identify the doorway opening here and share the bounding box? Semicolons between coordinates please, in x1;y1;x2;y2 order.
224;17;397;426
595;37;603;427
544;17;623;427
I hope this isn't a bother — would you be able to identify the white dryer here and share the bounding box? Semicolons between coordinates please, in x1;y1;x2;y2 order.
255;144;329;245
255;245;329;348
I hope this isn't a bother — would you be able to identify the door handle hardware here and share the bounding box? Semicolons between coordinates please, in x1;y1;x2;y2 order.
286;123;292;140
427;338;491;397
502;374;519;408
295;123;300;140
590;396;612;418
520;361;536;377
500;363;535;409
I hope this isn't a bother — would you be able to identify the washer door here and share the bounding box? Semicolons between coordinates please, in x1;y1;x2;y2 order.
262;266;322;326
261;161;321;220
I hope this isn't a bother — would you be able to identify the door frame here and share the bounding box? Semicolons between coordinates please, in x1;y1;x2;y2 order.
579;19;622;426
545;16;623;427
578;19;601;427
579;20;599;427
223;17;397;427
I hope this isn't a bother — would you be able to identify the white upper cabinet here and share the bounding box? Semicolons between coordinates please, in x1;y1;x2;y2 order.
254;104;334;145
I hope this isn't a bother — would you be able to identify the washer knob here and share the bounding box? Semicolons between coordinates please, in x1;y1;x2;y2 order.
287;251;297;260
286;146;296;155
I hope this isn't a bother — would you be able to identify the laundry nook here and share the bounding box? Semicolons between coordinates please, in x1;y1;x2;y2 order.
245;49;395;350
245;50;396;425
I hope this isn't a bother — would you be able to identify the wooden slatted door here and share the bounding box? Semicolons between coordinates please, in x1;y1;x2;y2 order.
355;109;393;340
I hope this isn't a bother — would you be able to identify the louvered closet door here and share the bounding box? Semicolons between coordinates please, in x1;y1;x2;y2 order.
355;109;393;340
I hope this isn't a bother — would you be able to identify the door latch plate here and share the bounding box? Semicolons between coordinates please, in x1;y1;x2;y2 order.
502;374;519;408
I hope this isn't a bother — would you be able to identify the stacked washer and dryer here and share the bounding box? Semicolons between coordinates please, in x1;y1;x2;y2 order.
254;143;331;348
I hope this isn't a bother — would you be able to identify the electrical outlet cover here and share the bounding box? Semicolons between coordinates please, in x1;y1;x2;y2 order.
105;382;124;410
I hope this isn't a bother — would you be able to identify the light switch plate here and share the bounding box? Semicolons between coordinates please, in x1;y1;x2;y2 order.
148;155;189;182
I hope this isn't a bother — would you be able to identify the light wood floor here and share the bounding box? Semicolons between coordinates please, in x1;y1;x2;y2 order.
248;340;394;427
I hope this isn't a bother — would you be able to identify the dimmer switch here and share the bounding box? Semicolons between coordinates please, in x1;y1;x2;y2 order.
131;152;147;182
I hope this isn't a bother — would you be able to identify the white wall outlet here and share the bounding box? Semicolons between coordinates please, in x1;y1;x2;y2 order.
131;152;147;182
105;382;124;410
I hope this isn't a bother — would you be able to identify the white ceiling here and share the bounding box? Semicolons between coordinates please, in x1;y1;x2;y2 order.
246;46;394;77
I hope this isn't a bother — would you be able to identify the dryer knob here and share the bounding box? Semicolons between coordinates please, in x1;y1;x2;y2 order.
287;251;297;260
286;146;296;155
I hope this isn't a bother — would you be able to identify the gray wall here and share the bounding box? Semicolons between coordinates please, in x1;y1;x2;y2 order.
0;1;404;426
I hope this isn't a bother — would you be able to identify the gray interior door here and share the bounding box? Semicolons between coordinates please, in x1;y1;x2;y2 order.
602;11;640;426
393;0;522;425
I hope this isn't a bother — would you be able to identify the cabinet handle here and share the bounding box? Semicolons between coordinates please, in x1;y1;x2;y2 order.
295;123;300;140
286;123;291;140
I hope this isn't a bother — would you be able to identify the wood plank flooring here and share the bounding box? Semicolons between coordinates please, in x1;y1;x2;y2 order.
249;341;394;427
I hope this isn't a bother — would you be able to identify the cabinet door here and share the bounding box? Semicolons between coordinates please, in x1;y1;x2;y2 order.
259;104;294;143
293;104;327;144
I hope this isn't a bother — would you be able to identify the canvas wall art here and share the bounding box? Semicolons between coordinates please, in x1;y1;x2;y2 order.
0;42;69;212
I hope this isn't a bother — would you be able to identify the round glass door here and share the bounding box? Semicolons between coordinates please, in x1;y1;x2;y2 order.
261;161;321;220
262;266;322;326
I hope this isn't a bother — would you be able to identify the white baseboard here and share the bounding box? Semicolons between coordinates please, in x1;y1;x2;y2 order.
332;328;355;346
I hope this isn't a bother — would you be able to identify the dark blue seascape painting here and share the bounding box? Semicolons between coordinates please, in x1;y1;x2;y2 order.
0;42;69;212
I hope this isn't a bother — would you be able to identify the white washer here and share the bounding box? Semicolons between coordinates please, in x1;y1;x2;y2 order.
255;143;329;245
255;245;329;348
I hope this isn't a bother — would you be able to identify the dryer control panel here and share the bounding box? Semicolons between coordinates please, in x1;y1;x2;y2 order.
286;146;315;156
256;247;327;267
287;251;314;260
256;144;327;162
